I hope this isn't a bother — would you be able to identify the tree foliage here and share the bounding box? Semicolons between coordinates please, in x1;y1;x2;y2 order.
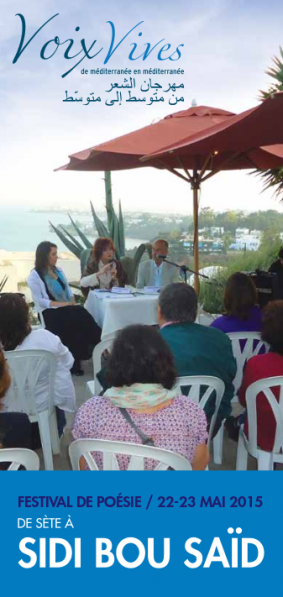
255;47;283;199
197;208;283;233
199;237;282;313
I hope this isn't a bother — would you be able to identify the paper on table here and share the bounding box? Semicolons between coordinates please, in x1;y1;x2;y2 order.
111;287;132;294
94;289;134;299
105;293;135;299
143;286;162;294
93;290;112;299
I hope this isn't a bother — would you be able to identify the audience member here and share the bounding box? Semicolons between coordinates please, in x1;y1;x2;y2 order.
27;241;101;375
210;272;262;334
0;346;33;454
80;237;127;296
239;300;283;451
136;239;180;288
268;247;283;298
158;283;237;433
73;325;209;470
0;293;76;437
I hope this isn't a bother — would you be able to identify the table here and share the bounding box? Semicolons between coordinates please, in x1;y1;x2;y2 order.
85;290;159;340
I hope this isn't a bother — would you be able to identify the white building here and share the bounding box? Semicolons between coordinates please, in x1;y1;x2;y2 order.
210;226;224;236
229;235;260;251
235;228;249;239
250;229;261;238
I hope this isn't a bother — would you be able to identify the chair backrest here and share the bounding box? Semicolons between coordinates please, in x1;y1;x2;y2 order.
245;376;283;454
37;310;46;329
69;439;192;471
175;375;225;445
198;313;215;326
32;303;46;329
5;349;56;416
0;448;40;470
198;308;221;327
228;332;270;394
93;336;115;394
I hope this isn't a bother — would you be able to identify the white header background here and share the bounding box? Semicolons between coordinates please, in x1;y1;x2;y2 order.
1;0;283;214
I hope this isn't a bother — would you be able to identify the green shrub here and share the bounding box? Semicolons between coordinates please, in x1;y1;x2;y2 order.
199;238;282;313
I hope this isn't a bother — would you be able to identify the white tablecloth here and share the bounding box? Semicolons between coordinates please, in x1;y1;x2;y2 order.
85;291;159;340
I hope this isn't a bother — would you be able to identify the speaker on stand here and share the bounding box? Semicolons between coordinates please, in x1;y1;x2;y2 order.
247;270;281;308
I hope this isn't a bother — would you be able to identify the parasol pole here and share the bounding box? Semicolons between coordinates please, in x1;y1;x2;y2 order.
156;159;201;293
192;170;200;294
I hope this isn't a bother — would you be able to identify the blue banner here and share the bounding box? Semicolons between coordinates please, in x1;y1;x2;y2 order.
1;472;281;596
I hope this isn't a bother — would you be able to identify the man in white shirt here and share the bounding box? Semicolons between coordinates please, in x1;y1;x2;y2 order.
136;239;180;289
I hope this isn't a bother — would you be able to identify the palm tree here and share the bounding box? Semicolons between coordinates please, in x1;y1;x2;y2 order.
255;47;283;197
259;47;283;100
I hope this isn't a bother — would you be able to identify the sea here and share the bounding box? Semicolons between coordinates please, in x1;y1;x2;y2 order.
0;207;145;252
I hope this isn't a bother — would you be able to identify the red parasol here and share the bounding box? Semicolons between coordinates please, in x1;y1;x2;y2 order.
58;97;283;291
57;106;236;172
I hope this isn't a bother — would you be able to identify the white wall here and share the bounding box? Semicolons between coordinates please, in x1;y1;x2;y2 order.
0;252;80;285
0;265;18;292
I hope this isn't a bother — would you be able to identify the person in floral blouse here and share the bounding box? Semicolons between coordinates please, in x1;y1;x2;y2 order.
73;324;209;470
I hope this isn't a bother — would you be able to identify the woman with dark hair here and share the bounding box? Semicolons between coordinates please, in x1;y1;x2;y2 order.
80;237;127;297
268;247;283;298
27;241;101;375
239;300;283;451
0;293;76;436
210;272;262;334
73;325;209;470
0;345;33;454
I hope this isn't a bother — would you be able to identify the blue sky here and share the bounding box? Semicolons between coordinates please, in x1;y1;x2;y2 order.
1;0;283;214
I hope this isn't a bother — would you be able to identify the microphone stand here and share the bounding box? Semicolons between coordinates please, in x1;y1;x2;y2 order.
160;257;209;284
160;257;224;287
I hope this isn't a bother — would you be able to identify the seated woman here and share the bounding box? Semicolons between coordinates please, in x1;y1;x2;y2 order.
239;300;283;451
0;293;77;437
73;324;209;470
80;237;127;297
27;241;101;375
210;272;262;334
0;346;33;458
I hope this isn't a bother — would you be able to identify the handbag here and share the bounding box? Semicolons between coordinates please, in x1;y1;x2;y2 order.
119;408;155;446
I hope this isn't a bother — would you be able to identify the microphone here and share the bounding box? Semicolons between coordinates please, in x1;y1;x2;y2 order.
108;258;116;270
157;254;167;259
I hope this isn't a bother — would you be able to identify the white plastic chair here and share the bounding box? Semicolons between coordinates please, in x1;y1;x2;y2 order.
69;439;192;471
228;332;270;395
0;448;40;470
38;311;46;329
198;313;215;326
236;376;283;470
33;303;46;329
213;332;270;465
5;350;60;470
85;335;115;398
175;376;225;450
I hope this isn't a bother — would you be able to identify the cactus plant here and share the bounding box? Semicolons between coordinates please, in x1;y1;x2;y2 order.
51;171;151;285
0;275;8;292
